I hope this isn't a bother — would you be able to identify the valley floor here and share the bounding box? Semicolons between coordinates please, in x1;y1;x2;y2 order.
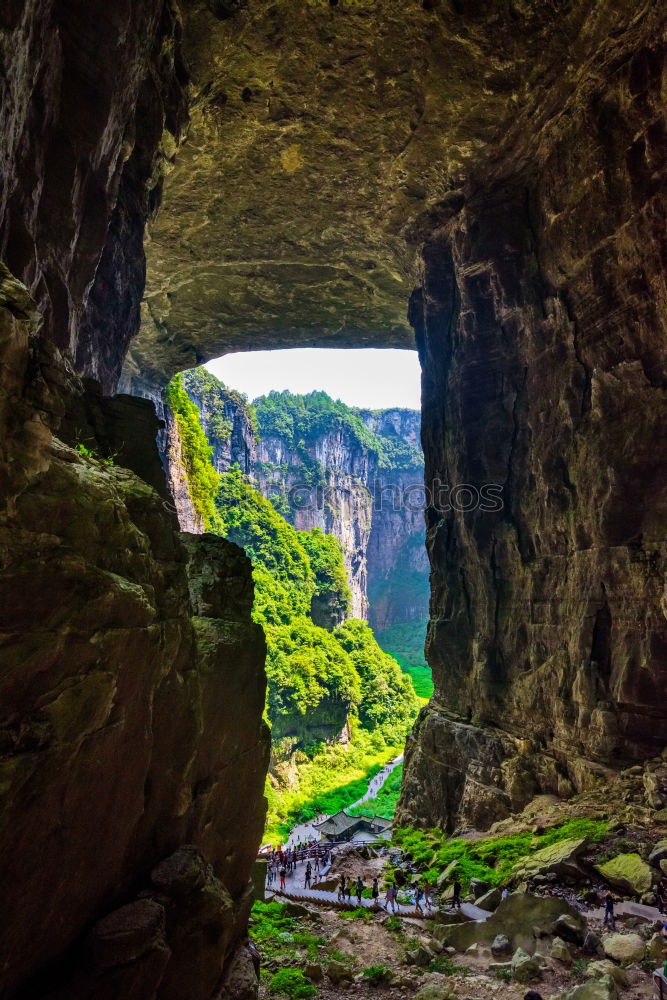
253;764;667;1000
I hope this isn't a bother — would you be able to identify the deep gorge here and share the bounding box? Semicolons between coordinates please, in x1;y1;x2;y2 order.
1;0;665;998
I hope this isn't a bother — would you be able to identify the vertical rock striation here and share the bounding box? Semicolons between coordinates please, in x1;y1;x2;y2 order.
0;0;188;393
398;20;667;832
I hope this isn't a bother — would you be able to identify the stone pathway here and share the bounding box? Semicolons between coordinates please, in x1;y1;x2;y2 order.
273;864;491;922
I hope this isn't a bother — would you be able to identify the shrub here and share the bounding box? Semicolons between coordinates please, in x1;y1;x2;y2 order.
267;968;316;998
362;964;391;985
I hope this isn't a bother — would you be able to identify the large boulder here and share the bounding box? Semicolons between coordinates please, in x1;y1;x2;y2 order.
327;960;353;985
512;839;588;881
596;854;653;896
551;937;573;965
552;976;618;1000
414;985;457;1000
407;945;435;967
91;899;169;972
649;840;667;867
601;933;646;965
476;887;503;911
492;934;512;957
645;933;667;962
554;912;587;945
511;947;542;983
586;960;629;987
434;893;583;954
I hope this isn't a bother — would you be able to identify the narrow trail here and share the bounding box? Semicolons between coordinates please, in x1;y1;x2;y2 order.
285;753;404;847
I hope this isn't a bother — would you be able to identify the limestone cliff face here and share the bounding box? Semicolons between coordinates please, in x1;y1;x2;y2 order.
253;426;376;620
175;375;430;628
397;19;667;832
361;409;429;632
0;267;270;999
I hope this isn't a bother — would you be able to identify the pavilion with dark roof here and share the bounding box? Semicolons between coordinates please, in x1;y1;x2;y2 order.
313;811;392;843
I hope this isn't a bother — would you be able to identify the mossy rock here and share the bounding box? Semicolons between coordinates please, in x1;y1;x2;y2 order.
552;976;618;1000
595;853;653;896
512;838;587;880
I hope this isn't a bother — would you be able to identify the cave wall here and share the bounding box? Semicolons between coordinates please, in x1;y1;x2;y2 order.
0;0;188;394
398;21;667;831
0;265;270;999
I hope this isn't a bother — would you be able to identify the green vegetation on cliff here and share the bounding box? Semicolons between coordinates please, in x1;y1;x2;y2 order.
168;370;422;843
300;527;352;622
334;619;417;731
180;366;258;444
254;388;422;471
348;764;403;821
255;389;380;459
165;374;223;532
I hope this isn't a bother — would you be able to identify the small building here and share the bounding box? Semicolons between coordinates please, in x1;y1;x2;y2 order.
313;811;392;844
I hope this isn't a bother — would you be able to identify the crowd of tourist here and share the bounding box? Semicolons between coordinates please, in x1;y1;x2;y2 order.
265;842;335;891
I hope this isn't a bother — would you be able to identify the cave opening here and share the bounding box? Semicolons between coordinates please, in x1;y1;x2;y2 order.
161;344;434;846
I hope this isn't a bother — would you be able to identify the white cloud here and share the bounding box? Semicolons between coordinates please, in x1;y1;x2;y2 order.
205;348;421;410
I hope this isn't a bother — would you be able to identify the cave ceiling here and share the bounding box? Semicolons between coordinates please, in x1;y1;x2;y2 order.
125;0;653;385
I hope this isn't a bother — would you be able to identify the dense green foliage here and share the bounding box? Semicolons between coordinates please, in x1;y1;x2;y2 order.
255;390;381;458
333;620;417;730
251;902;324;967
254;389;422;471
267;971;315;999
165;374;224;532
348;763;403;820
376;620;433;700
299;527;352;620
393;818;608;890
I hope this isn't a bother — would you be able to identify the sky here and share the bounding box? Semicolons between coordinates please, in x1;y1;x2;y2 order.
205;348;422;410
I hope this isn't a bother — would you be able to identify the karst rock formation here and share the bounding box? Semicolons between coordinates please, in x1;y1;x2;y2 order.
1;0;665;997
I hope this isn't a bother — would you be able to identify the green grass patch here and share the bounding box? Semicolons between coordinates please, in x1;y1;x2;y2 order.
362;964;391;985
348;763;403;821
267;969;316;998
250;901;324;964
393;818;608;890
340;907;373;922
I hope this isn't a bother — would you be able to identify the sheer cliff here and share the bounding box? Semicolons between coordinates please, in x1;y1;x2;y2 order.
397;17;667;832
174;370;430;631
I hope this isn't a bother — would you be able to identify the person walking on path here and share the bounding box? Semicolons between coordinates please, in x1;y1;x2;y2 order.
603;891;616;931
279;866;286;891
345;878;353;902
415;882;424;915
338;875;346;901
424;882;433;910
304;862;312;889
356;877;364;905
451;878;462;910
371;877;380;908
